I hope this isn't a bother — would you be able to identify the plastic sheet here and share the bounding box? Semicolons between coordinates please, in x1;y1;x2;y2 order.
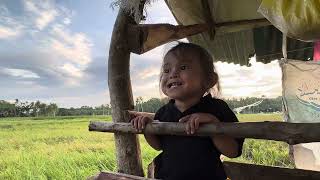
281;59;320;171
258;0;320;42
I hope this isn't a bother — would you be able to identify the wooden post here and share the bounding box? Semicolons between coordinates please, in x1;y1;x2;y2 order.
108;8;144;176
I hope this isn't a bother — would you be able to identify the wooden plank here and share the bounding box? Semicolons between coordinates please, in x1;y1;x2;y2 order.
201;0;215;39
215;18;270;34
88;171;156;180
107;7;143;176
128;19;270;54
89;121;320;145
223;161;320;180
89;162;320;180
128;23;209;54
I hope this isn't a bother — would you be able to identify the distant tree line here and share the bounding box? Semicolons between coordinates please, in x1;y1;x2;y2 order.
0;96;282;118
134;96;282;114
0;99;111;118
134;97;168;113
224;96;282;114
0;99;58;117
57;104;111;116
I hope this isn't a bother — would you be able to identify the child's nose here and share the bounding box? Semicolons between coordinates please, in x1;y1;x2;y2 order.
169;68;179;79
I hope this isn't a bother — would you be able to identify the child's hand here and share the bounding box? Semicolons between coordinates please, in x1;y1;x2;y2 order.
131;115;152;132
179;113;220;134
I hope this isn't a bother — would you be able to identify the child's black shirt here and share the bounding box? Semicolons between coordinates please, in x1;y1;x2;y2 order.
153;94;244;180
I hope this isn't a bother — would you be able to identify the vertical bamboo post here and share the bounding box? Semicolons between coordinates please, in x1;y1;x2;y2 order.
108;8;144;176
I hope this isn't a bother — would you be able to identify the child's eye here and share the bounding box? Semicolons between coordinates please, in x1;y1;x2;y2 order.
180;65;187;70
163;69;169;73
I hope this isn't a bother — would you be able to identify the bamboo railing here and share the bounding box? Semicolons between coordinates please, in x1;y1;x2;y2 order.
89;121;320;145
90;111;320;145
89;111;320;180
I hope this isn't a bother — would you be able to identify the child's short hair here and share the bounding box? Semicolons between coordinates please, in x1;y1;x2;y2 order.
160;42;220;96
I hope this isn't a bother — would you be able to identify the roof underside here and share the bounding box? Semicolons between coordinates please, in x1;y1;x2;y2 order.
165;0;314;66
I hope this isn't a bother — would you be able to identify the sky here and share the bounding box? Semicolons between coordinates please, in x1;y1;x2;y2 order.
0;0;282;108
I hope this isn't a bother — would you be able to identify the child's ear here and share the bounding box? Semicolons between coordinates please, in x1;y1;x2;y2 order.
212;73;218;85
207;73;218;88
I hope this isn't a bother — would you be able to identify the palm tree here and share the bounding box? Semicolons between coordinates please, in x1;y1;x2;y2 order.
139;97;144;112
135;98;140;112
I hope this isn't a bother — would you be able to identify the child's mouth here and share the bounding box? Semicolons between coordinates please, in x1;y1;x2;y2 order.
168;82;182;88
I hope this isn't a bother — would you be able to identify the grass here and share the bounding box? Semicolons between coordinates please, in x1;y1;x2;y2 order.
0;114;293;179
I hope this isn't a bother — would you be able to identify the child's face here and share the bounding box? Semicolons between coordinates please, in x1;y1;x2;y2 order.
160;52;206;101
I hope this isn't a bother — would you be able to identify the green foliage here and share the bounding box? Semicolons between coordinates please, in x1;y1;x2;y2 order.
57;105;111;116
237;113;282;122
0;99;112;118
0;114;294;179
134;96;167;113
1;96;282;118
0;100;59;118
228;139;293;168
0;100;15;117
225;96;282;113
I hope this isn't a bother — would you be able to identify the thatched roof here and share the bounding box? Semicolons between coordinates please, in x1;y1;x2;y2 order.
114;0;314;66
165;0;313;65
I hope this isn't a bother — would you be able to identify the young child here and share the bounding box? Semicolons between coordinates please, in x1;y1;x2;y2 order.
131;42;243;180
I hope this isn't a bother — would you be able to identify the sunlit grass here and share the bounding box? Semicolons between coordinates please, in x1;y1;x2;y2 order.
0;114;293;179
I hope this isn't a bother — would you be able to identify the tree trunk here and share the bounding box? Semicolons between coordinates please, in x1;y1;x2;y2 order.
108;8;144;176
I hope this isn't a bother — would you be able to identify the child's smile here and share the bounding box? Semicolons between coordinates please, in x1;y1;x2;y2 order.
161;52;206;102
167;81;183;89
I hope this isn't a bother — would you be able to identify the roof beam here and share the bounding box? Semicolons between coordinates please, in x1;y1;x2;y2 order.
215;18;270;35
128;23;209;54
128;19;270;54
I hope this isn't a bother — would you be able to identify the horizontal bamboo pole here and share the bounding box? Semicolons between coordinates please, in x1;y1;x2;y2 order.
89;121;320;145
215;18;270;34
128;23;209;54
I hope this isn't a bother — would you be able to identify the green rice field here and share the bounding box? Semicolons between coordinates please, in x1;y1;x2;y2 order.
0;114;293;179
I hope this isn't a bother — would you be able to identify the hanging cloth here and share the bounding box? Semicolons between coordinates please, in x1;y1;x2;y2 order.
258;0;320;42
314;41;320;62
281;59;320;171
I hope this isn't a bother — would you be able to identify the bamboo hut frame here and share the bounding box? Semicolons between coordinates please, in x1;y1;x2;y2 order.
89;1;320;179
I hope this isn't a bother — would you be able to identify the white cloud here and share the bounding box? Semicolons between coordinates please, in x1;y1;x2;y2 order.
1;68;40;79
216;58;282;98
0;1;92;88
50;25;93;67
132;80;160;100
0;5;9;15
24;0;39;13
0;5;23;39
24;0;58;30
18;81;37;85
44;91;110;108
63;18;71;25
136;67;159;80
0;25;21;39
144;0;177;25
36;10;57;30
60;63;83;78
47;26;92;87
